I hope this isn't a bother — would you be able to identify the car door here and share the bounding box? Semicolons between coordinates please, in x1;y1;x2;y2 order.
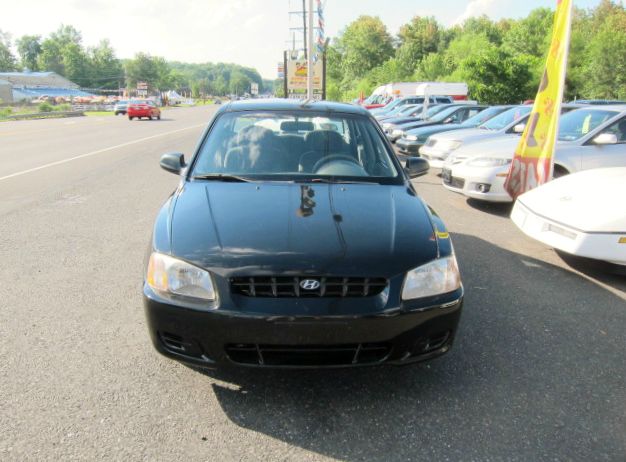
581;116;626;169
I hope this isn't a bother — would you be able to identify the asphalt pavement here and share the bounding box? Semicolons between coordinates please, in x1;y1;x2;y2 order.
0;106;624;461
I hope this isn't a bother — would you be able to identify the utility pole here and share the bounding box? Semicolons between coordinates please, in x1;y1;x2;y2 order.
307;0;314;99
302;0;307;59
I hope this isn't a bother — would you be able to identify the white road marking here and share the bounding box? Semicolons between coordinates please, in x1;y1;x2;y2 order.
0;123;205;182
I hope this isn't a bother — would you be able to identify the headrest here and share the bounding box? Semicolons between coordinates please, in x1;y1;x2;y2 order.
280;121;315;132
236;125;274;146
305;130;347;152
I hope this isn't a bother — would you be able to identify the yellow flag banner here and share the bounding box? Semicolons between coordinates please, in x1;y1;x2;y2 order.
504;0;573;199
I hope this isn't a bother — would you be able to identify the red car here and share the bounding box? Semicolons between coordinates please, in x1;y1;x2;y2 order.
128;100;161;120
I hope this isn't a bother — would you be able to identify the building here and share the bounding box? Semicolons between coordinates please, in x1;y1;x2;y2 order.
0;79;11;103
0;71;92;103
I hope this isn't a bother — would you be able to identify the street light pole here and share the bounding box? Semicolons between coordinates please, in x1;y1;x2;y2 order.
307;0;314;99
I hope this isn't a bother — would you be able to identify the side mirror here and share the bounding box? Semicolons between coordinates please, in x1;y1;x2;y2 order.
404;157;430;178
513;123;526;134
160;152;186;175
592;132;618;145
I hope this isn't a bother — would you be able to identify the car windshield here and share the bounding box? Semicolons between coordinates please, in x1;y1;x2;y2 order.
421;104;448;120
430;106;463;122
398;104;419;115
191;111;400;183
460;106;505;127
557;108;618;141
480;106;532;130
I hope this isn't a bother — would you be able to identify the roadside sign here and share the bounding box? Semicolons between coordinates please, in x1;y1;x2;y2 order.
251;82;259;95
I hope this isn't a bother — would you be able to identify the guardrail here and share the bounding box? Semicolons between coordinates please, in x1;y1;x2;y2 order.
2;110;85;121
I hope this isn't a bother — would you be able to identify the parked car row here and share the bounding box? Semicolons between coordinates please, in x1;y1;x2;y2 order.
368;97;626;269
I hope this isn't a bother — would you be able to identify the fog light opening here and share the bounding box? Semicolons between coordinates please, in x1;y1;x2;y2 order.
477;183;491;193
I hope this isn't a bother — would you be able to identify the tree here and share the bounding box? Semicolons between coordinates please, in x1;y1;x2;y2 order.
0;30;16;72
461;16;503;45
125;53;160;89
335;16;394;83
88;39;122;89
453;48;533;103
229;71;250;95
502;8;553;58
395;16;441;77
582;11;626;99
16;35;42;71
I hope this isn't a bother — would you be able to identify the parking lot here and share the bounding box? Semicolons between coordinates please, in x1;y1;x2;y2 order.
1;105;624;461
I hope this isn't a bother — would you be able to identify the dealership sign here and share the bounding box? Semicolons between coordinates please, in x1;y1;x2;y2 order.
286;60;323;91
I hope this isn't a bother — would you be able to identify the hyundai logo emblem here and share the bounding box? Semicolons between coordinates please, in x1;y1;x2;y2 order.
300;279;320;290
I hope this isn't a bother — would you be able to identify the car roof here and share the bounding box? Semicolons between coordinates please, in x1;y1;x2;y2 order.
220;98;370;116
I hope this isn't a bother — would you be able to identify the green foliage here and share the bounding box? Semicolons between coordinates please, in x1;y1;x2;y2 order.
452;49;533;103
395;17;441;77
16;35;41;71
38;102;53;112
326;2;626;103
0;30;17;71
335;16;394;82
53;103;72;112
581;11;626;99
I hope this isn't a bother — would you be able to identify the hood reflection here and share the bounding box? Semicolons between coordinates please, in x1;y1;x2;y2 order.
297;185;316;218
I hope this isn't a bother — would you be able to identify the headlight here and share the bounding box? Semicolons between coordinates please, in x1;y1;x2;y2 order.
402;256;461;300
438;140;462;151
405;135;418;141
466;157;512;167
392;129;404;136
146;252;216;301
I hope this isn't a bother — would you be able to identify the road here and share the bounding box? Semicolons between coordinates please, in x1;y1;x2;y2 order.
0;106;624;461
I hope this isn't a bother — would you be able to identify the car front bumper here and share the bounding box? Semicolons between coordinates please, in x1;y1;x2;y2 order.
396;139;423;155
511;201;626;265
420;146;453;169
441;164;512;202
143;286;463;368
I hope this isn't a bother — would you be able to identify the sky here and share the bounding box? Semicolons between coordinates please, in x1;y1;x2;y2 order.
2;0;604;79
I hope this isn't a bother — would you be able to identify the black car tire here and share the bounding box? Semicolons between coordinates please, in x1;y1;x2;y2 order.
157;115;161;120
129;116;133;120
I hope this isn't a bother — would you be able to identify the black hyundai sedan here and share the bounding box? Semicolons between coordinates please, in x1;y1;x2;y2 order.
143;99;463;369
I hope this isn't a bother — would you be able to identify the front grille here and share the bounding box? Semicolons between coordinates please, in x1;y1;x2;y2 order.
450;177;465;189
225;343;392;366
230;276;387;298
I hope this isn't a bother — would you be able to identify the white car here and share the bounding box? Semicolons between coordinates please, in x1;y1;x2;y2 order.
511;167;626;266
420;105;532;168
441;105;626;202
420;104;586;169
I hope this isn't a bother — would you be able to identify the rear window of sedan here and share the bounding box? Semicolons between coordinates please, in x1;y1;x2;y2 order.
191;111;400;181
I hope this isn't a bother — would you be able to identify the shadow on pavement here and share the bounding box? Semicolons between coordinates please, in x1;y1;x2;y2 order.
466;198;513;217
555;250;626;286
196;234;625;461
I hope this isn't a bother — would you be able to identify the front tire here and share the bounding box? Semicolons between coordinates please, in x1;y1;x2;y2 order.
553;165;569;179
129;116;133;120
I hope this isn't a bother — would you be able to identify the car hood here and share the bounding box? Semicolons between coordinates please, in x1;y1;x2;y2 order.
430;127;498;143
406;123;463;138
453;136;576;161
168;182;439;277
517;167;626;233
451;135;520;160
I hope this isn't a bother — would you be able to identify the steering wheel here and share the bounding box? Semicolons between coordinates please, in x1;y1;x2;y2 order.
313;154;361;172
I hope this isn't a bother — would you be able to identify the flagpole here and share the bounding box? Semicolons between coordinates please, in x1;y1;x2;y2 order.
550;0;573;180
307;0;314;99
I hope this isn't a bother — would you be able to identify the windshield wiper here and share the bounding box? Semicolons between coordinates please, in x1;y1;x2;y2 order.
303;177;379;184
192;174;254;182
